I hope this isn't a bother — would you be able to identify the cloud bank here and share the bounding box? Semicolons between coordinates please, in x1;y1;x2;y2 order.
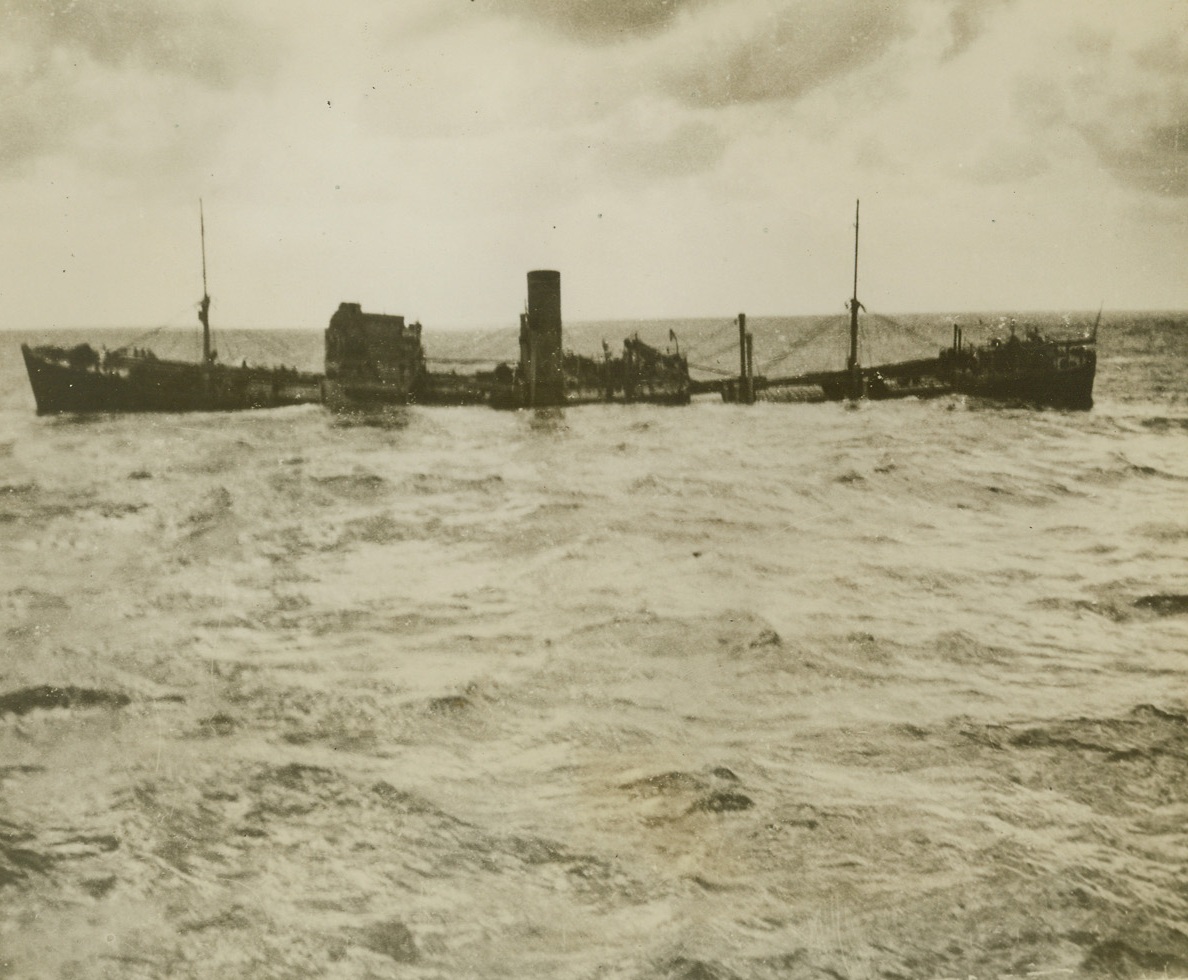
486;0;711;43
1;0;1186;327
0;0;276;175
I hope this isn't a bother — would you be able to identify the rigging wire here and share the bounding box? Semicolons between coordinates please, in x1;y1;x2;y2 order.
214;322;241;365
695;336;752;363
453;328;516;359
240;328;305;365
865;312;944;351
680;320;738;361
757;317;844;374
426;356;507;365
110;303;196;353
686;362;738;376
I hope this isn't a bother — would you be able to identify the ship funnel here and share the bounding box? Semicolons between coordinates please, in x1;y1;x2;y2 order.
521;270;564;406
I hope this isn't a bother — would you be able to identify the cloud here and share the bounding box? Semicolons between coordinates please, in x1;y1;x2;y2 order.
1082;120;1188;198
831;1;1188;200
653;0;911;108
1038;12;1188;197
941;0;1015;59
0;0;279;175
485;0;712;44
5;0;272;85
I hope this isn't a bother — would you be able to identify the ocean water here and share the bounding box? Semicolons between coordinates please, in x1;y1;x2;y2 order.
2;313;1187;979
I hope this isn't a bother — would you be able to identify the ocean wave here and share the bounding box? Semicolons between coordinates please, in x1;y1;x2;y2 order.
3;320;1188;977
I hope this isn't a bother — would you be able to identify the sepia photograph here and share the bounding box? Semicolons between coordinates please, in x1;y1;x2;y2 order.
2;1;1187;977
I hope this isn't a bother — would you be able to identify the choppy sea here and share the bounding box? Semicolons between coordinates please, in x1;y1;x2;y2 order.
2;312;1187;979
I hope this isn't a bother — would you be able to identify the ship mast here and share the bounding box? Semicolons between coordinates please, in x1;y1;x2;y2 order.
199;199;213;365
847;199;862;399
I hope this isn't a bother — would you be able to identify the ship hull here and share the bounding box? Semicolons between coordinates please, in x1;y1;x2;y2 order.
323;375;503;409
619;382;691;406
22;345;322;415
321;378;416;408
944;338;1097;410
951;358;1096;410
811;343;1096;410
814;367;950;403
492;383;691;409
412;371;517;407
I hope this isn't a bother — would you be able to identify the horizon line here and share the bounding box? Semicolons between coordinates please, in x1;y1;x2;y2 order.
1;306;1181;333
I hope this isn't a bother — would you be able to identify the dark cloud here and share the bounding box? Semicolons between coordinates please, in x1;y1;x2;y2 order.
0;0;276;174
1071;27;1188;197
1082;120;1188;198
942;0;1015;59
1135;33;1188;76
660;0;909;108
4;0;272;86
487;0;710;43
0;122;54;173
0;39;87;174
0;64;78;172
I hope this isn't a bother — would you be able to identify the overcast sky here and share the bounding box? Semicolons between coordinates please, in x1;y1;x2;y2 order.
2;0;1186;330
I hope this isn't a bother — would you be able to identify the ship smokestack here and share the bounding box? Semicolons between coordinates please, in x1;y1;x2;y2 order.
523;270;564;407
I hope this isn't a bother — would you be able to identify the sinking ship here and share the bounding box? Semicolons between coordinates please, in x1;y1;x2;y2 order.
718;202;1098;410
322;271;690;410
322;303;428;406
497;270;690;408
818;202;1097;409
20;203;322;415
934;319;1097;410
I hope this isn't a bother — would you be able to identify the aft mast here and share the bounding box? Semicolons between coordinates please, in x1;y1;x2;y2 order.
846;199;863;399
199;199;213;366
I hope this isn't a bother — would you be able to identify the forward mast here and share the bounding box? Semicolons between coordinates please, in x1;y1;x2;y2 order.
847;199;863;399
199;199;213;366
